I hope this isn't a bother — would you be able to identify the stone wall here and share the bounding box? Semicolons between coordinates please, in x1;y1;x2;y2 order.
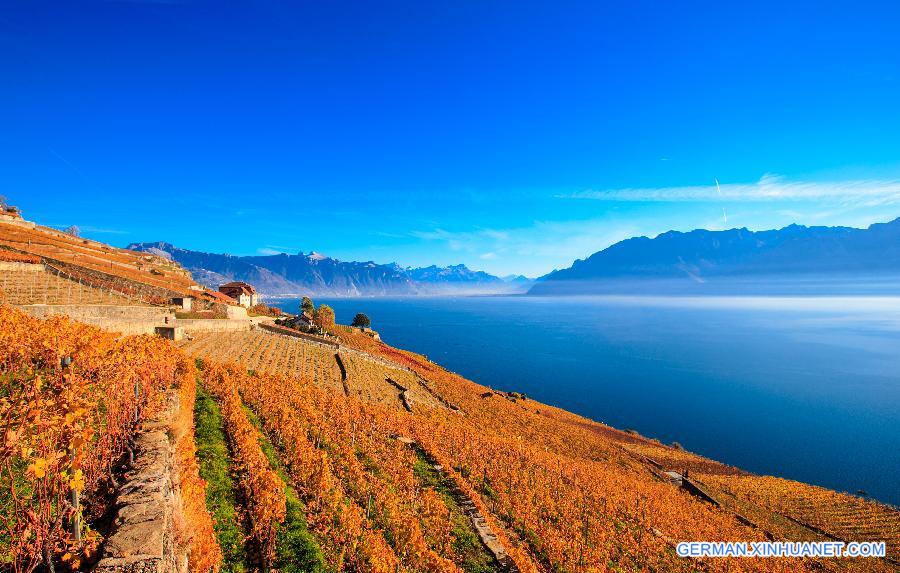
15;304;273;336
18;304;174;336
0;261;44;272
95;391;189;573
177;315;273;334
176;318;252;333
258;322;340;348
0;213;37;229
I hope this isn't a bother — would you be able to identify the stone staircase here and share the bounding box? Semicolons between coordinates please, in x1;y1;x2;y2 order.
395;436;521;572
448;478;521;572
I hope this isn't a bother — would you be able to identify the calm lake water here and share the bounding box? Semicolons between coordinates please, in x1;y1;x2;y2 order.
271;295;900;505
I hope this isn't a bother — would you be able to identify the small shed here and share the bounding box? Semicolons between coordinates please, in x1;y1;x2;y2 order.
155;326;185;341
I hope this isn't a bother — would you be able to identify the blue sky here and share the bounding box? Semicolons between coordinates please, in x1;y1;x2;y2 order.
3;1;900;277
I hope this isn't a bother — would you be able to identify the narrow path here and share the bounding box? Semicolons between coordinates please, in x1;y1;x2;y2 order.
396;436;520;573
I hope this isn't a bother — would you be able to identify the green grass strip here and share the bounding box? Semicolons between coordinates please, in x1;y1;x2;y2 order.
242;404;330;573
194;384;251;573
411;449;497;573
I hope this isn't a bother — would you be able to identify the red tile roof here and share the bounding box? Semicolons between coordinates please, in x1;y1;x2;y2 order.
206;290;237;303
219;281;257;295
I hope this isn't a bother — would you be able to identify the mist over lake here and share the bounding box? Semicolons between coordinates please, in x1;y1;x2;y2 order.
272;295;900;505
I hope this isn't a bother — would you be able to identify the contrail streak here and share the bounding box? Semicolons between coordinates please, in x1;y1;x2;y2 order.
715;178;728;226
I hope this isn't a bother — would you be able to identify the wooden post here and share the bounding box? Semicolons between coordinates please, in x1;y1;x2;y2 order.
134;376;140;423
71;472;81;543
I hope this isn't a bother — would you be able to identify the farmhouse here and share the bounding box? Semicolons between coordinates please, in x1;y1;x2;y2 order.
218;281;259;307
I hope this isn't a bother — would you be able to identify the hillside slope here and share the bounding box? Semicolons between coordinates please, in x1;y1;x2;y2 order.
4;294;897;571
182;324;899;572
0;216;200;296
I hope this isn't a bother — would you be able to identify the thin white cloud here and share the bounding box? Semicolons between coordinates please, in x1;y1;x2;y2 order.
565;174;900;206
409;219;645;275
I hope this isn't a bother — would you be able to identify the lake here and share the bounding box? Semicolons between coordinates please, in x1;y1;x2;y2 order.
270;295;900;505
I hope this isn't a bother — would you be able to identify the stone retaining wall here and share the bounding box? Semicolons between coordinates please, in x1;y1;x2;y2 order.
94;392;189;573
258;322;339;348
18;305;173;336
0;261;44;271
176;316;277;333
19;304;170;322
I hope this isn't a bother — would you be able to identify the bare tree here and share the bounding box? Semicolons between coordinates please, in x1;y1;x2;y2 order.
0;195;7;210
63;225;81;237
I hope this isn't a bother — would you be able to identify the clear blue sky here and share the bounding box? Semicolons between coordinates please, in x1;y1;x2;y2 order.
3;1;900;276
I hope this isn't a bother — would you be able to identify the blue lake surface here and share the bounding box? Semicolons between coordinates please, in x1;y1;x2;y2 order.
271;295;900;504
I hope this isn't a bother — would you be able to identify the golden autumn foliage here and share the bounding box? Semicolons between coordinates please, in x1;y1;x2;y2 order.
3;301;897;573
0;305;220;572
203;364;287;567
172;365;222;573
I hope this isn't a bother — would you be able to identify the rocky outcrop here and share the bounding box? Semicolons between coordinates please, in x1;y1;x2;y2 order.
94;393;188;573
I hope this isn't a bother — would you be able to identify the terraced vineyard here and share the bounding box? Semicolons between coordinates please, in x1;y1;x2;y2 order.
189;349;900;573
4;300;898;572
0;266;136;305
698;474;900;560
0;219;197;295
179;330;445;410
328;328;900;573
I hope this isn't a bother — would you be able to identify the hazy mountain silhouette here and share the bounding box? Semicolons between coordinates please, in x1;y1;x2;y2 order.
529;218;900;295
128;242;518;296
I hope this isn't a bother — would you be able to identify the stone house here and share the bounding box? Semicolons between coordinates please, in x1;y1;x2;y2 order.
218;281;259;308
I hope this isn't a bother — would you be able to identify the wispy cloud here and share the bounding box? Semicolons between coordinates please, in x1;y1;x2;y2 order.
409;220;645;275
564;174;900;207
374;231;406;239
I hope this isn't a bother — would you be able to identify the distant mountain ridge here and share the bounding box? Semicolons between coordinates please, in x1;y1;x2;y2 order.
529;217;900;295
127;242;521;296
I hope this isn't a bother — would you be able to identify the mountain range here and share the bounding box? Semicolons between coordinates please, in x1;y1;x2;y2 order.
131;218;900;298
529;217;900;295
127;242;529;296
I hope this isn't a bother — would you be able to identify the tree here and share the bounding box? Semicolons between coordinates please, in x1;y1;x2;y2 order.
63;225;80;237
300;296;314;315
313;305;335;332
351;313;371;328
